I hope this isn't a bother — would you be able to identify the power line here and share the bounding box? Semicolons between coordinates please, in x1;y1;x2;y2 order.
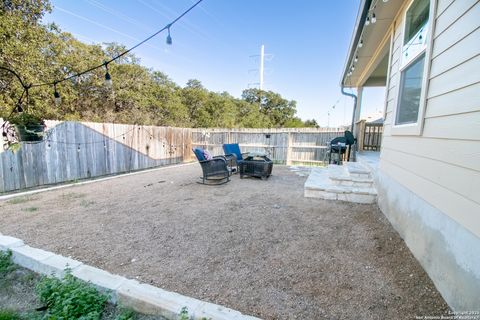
1;0;204;143
30;0;203;89
83;0;154;33
135;0;211;42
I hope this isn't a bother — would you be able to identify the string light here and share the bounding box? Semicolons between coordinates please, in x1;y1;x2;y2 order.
0;0;204;120
166;24;173;45
371;13;377;23
354;55;358;62
365;16;370;26
359;39;363;48
54;83;61;106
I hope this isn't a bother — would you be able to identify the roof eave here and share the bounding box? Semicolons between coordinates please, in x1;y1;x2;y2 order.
340;0;373;87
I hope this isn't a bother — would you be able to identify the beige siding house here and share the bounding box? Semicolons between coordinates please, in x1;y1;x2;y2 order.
341;0;480;311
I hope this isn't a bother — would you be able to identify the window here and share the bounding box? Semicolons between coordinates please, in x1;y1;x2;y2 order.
394;0;430;129
396;53;425;125
404;0;429;45
402;0;429;68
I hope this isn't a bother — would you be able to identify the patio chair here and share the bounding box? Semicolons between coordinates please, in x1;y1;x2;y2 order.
222;143;249;172
192;147;230;185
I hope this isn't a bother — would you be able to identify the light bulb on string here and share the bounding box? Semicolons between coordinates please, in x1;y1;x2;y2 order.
54;83;61;106
365;16;370;26
354;55;358;62
166;25;173;45
359;39;363;48
104;63;113;88
371;13;377;23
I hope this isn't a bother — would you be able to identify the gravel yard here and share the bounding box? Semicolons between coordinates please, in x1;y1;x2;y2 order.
0;163;449;319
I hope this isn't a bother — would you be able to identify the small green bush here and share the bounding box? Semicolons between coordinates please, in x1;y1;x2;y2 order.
179;307;190;320
115;308;136;320
36;269;108;320
179;307;209;320
0;309;22;320
0;250;14;274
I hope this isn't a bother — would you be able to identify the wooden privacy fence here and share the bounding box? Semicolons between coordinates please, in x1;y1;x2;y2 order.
0;119;192;193
355;120;383;151
192;128;345;165
0;121;347;193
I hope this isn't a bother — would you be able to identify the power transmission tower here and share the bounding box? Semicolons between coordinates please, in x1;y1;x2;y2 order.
249;45;273;90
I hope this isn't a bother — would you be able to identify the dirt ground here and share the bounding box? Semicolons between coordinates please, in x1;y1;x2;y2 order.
0;163;449;319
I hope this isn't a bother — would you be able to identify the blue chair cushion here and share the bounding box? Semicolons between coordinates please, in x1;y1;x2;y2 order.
223;143;243;161
193;148;206;161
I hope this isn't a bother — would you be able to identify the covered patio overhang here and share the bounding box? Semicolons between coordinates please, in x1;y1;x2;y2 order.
340;0;404;133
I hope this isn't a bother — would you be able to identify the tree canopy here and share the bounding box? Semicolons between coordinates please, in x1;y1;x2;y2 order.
0;0;318;128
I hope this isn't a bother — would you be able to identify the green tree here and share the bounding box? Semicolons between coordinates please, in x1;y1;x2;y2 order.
241;88;297;127
0;2;313;129
304;119;319;128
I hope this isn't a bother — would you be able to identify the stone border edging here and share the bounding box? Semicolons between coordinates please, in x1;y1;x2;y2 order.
0;234;261;320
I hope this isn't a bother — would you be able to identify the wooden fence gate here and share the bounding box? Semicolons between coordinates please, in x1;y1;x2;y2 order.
355;120;383;151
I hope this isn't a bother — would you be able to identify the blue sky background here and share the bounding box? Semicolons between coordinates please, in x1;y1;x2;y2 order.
43;0;385;127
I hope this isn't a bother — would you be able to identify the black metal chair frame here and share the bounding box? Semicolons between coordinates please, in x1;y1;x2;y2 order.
197;156;231;185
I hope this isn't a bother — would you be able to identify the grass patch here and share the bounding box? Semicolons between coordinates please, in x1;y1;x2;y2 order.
6;196;37;205
79;199;96;207
60;192;87;200
115;308;136;320
179;307;209;320
21;207;38;213
0;250;14;274
0;309;22;320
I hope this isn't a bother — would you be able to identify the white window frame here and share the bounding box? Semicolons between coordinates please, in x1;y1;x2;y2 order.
391;0;435;136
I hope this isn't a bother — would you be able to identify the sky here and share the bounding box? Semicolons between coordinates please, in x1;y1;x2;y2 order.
43;0;386;127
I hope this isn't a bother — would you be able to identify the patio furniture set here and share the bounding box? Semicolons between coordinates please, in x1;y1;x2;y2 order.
192;130;355;185
193;143;273;185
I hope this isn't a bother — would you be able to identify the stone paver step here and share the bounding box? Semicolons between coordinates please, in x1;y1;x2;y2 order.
304;165;377;204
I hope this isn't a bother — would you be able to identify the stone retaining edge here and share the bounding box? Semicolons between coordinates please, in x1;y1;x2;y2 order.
0;234;261;320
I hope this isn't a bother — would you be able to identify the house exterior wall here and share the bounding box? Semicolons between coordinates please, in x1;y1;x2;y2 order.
378;0;480;310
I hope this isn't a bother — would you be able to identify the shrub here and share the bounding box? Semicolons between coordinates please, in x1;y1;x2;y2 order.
115;308;136;320
36;269;108;320
0;309;22;320
0;250;14;274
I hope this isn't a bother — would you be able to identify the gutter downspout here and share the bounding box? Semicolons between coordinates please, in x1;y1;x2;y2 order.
341;85;358;161
341;85;357;132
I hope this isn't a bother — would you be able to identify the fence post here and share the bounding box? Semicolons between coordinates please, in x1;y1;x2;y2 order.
356;120;366;151
286;132;292;165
